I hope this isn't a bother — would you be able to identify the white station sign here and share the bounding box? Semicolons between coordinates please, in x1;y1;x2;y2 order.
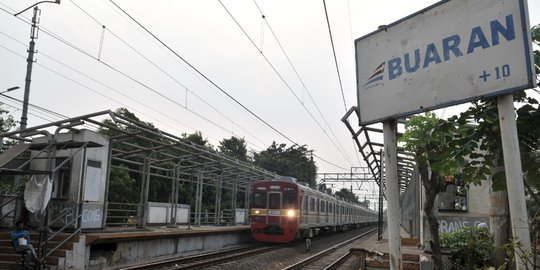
355;0;535;125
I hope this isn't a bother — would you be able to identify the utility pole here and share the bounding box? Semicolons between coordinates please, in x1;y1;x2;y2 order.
14;0;61;133
19;7;39;132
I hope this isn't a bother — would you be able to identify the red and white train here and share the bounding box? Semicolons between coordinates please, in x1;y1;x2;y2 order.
249;178;379;243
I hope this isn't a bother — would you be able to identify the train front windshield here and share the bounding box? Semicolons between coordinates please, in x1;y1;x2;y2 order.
251;192;297;209
252;192;267;208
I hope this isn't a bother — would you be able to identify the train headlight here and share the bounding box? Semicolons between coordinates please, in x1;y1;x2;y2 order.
254;210;260;215
287;210;295;217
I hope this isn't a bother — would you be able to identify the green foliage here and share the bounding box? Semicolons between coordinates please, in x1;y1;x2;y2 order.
218;136;249;162
253;142;317;187
0;106;16;133
532;24;539;75
441;226;494;268
335;188;359;203
107;166;138;203
182;131;213;149
0;105;17;152
0;106;19;194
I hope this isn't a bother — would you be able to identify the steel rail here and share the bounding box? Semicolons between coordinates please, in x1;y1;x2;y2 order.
117;243;284;270
281;227;378;270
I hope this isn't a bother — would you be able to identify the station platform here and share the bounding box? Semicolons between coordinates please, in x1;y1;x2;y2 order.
84;224;251;245
351;226;431;270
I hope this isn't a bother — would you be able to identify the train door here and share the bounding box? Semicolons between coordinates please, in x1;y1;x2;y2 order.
302;196;308;224
325;201;329;223
316;199;320;224
267;192;281;225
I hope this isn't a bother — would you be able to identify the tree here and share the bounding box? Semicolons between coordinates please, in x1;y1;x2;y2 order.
400;113;461;269
107;165;138;203
399;26;540;269
335;188;359;203
218;136;249;162
0;106;16;151
100;108;168;204
182;131;212;149
253;142;317;186
0;106;18;193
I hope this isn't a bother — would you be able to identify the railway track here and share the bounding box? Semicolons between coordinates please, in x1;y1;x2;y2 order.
119;243;284;270
281;227;378;270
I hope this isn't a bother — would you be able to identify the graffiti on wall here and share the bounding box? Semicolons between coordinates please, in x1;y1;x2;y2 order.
438;216;489;233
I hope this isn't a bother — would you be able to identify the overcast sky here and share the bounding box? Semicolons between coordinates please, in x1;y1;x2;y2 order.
0;0;539;199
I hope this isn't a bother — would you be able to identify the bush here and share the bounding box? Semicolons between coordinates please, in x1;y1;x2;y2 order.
441;226;494;268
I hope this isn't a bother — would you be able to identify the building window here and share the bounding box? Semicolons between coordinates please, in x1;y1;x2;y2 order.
438;175;467;211
54;157;71;199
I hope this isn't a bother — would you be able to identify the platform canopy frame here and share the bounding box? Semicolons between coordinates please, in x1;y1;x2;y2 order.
0;110;279;228
342;107;416;193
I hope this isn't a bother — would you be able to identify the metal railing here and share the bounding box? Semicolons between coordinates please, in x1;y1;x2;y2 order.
0;194;21;227
105;202;139;227
37;201;84;269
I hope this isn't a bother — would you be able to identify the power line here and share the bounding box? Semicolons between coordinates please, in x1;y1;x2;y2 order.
251;0;358;167
108;0;297;146
66;0;268;150
219;0;354;167
0;2;349;171
0;7;266;150
322;0;347;112
0;43;194;135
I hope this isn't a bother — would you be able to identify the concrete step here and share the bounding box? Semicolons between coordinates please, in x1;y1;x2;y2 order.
0;246;67;257
0;231;79;269
0;239;74;250
0;253;60;265
366;259;419;270
0;232;80;242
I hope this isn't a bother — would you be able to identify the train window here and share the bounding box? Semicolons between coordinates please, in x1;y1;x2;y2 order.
251;192;266;208
310;198;315;211
283;193;296;208
303;196;308;211
268;193;281;209
316;199;319;212
321;201;326;212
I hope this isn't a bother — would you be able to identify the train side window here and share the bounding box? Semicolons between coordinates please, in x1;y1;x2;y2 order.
310;198;315;211
316;199;319;212
303;196;308;212
321;201;325;212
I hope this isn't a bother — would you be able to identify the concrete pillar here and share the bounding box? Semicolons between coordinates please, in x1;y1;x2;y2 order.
497;94;532;270
383;120;402;270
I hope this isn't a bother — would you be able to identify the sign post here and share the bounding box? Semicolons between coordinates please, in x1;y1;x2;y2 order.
352;0;535;269
383;120;402;270
498;93;532;269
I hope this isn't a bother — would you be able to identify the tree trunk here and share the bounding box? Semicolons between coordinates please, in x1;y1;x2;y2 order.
418;162;443;270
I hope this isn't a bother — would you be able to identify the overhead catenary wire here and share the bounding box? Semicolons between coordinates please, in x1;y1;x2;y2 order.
0;5;266;150
322;0;347;112
107;0;298;147
0;43;196;137
0;2;348;171
66;0;268;150
219;0;354;167
252;0;361;168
